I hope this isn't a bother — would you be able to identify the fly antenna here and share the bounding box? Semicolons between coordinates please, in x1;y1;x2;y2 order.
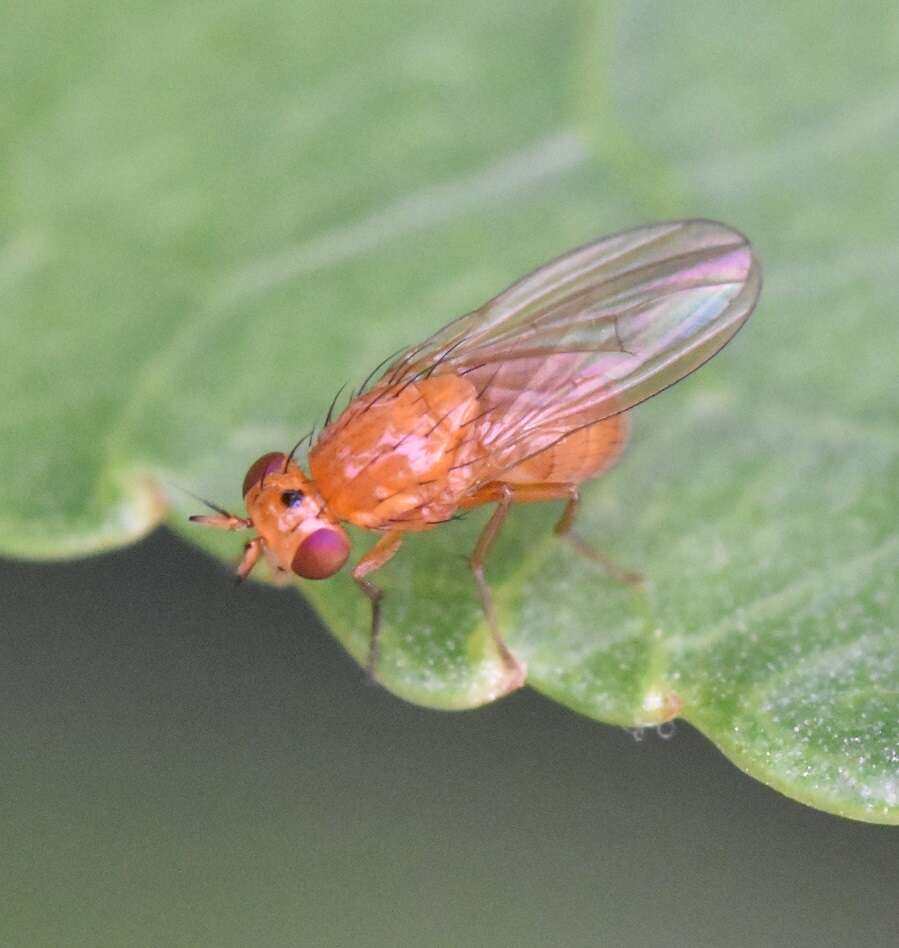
168;482;239;520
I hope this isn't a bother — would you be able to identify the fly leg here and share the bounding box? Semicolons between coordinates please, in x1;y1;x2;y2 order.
352;529;405;681
189;512;263;581
461;478;641;605
467;484;527;694
236;536;264;582
555;485;643;586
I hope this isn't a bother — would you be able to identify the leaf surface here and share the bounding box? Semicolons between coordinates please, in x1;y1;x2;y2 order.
3;0;897;821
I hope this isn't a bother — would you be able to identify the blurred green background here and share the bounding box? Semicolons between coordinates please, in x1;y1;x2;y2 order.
3;541;898;947
3;0;899;943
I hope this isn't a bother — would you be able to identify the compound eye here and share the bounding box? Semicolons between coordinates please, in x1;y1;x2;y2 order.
242;452;287;496
291;528;350;580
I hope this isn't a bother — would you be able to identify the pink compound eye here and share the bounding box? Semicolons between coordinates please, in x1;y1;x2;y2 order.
242;452;287;497
291;528;350;580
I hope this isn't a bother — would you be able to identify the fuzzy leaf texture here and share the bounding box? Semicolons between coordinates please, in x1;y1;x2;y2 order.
3;0;897;822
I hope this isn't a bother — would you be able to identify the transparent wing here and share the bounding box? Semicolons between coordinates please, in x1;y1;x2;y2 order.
380;218;761;476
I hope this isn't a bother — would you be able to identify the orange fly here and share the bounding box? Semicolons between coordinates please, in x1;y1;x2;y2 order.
191;219;761;692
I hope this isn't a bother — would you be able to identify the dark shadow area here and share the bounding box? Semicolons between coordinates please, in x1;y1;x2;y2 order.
2;531;897;947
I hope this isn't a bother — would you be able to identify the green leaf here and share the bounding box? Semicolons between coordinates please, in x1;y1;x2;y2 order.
4;0;898;823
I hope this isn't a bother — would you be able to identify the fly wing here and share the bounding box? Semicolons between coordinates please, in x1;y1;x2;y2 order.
380;218;761;477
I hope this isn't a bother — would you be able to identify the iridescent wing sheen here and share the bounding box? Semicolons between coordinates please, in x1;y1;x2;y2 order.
380;218;761;476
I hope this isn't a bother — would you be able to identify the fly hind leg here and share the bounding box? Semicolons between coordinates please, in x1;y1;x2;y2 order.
460;480;641;680
555;485;643;586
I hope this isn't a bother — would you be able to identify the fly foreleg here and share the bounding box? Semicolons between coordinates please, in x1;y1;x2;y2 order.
352;529;405;681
